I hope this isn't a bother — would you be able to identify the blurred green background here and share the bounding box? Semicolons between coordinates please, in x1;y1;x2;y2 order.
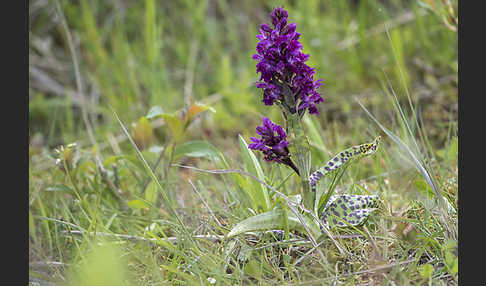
29;0;457;284
29;0;457;153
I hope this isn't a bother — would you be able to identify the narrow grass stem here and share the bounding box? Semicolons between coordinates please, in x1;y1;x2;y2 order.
286;113;314;213
63;230;224;244
141;145;167;193
188;179;227;230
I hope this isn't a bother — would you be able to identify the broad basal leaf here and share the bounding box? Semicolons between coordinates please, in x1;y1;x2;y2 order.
228;209;285;238
320;194;379;228
227;208;320;238
309;136;381;193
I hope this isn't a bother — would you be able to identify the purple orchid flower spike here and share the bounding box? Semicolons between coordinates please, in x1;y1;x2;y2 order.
248;117;300;175
253;7;324;116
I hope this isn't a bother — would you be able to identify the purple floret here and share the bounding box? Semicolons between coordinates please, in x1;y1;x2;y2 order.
248;117;299;174
248;117;288;162
253;7;324;116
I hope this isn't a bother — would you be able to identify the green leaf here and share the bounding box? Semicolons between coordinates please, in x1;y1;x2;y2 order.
146;108;184;142
437;136;458;162
227;209;320;238
445;253;458;275
320;194;379;228
244;258;262;281
286;112;313;210
238;135;270;212
103;155;123;167
310;136;381;193
442;240;458;275
160;113;184;142
418;264;434;279
447;136;458;162
173;140;220;161
238;244;253;263
303;114;327;162
133;117;153;150
127;199;150;209
144;181;158;204
414;179;434;199
303;115;326;148
122;154;146;172
29;211;36;241
77;160;96;174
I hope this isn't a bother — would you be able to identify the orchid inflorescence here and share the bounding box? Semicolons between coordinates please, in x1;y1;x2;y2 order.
232;6;381;239
250;6;325;177
253;7;324;116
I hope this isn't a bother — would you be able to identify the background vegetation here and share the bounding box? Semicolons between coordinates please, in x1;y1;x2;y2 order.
29;0;457;284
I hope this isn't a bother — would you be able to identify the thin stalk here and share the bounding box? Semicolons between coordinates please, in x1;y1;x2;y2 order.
286;112;314;212
164;141;177;181
141;146;167;193
63;159;92;223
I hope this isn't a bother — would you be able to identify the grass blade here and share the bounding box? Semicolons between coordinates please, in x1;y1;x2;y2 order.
238;135;270;212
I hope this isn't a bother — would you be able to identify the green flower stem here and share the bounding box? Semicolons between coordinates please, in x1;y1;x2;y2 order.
286;112;315;213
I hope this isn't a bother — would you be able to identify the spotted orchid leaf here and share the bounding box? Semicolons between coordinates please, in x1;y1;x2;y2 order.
309;136;381;193
320;194;379;228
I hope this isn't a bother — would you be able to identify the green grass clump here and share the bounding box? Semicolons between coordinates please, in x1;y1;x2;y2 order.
29;0;457;284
